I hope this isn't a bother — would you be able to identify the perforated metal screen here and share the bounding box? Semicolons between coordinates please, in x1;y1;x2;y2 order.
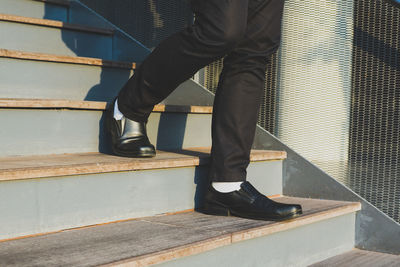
274;0;399;223
81;0;400;223
276;0;355;206
80;0;193;49
349;0;400;222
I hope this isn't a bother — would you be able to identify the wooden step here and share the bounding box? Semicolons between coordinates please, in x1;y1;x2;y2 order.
310;248;400;266
0;48;135;69
0;148;284;240
33;0;70;7
0;12;113;59
0;148;286;181
0;100;214;157
0;13;114;35
0;0;68;22
0;98;213;113
0;197;361;267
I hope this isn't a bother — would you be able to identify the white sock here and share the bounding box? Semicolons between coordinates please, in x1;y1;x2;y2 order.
212;182;243;193
113;99;124;120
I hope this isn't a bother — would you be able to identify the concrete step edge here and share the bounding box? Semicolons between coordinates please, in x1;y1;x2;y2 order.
0;98;213;113
32;0;70;7
0;148;287;181
0;48;135;69
0;13;114;35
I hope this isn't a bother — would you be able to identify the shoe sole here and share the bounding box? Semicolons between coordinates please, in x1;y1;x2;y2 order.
199;203;303;222
111;147;156;158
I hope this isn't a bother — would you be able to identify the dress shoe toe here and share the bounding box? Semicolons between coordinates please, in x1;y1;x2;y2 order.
273;203;302;217
201;181;303;221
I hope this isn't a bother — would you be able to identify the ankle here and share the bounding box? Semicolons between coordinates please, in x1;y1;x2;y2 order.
113;99;124;120
212;182;243;193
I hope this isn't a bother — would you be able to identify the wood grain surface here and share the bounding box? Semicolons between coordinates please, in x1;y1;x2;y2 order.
0;98;213;113
310;248;400;266
0;13;114;35
0;197;360;267
0;148;287;181
0;49;136;69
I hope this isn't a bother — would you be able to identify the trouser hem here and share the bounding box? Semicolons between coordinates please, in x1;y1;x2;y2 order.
117;98;151;123
208;172;247;183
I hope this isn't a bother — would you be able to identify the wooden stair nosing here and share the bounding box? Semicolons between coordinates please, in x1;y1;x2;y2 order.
0;99;214;114
0;149;287;181
0;197;359;267
0;13;114;35
101;201;361;267
103;235;231;267
0;49;136;69
33;0;71;7
230;202;361;243
309;249;400;267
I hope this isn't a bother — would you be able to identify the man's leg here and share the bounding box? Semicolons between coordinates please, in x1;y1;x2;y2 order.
108;0;251;157
117;0;250;123
209;0;285;183
202;0;302;221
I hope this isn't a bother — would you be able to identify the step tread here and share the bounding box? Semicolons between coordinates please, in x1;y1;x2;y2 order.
0;48;135;69
0;197;361;267
309;248;400;267
0;98;213;113
0;13;114;35
0;148;286;181
33;0;70;7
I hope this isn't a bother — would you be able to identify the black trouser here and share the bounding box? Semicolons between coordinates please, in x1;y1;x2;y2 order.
118;0;285;182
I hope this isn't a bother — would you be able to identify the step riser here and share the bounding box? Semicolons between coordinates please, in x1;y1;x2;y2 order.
0;109;212;156
0;21;113;59
0;0;68;22
0;161;282;240
156;212;356;267
0;57;133;101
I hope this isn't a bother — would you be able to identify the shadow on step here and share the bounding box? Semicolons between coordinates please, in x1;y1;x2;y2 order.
155;112;187;150
156;108;211;209
148;147;211;210
43;3;195;155
98;111;112;154
43;2;133;103
194;165;211;210
42;3;210;208
158;148;211;210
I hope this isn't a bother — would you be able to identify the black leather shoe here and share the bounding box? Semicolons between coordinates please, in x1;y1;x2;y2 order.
200;181;302;221
106;100;156;157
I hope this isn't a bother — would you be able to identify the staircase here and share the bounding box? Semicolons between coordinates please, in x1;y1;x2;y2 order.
0;0;373;266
